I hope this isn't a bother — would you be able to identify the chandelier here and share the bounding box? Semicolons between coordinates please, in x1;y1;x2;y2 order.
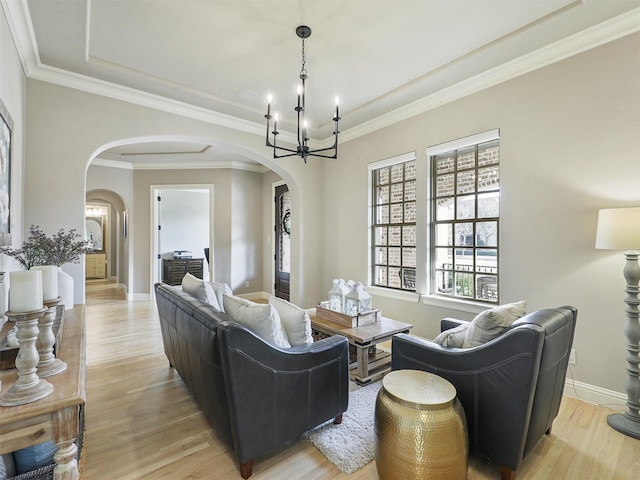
264;25;340;164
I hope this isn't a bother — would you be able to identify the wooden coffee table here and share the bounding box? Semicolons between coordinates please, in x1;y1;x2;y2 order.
308;308;413;385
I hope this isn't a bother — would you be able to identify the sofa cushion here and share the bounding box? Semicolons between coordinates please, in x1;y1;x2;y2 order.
462;300;527;348
433;323;469;348
211;282;233;313
181;273;221;310
269;296;313;346
223;295;291;348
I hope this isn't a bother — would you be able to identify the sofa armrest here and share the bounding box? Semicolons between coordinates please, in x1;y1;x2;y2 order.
217;321;349;466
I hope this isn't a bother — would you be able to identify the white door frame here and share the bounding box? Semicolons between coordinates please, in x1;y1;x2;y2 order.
150;184;215;294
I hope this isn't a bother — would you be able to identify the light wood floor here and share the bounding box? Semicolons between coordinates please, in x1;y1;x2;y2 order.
82;281;639;480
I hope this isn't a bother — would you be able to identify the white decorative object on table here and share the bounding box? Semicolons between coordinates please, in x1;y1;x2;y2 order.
6;326;18;347
36;297;66;378
31;265;66;377
0;270;52;406
9;270;43;312
0;225;88;311
344;282;372;316
328;278;349;312
33;265;58;301
57;266;74;310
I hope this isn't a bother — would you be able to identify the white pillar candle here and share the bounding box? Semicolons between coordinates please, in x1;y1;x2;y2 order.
32;266;59;301
9;270;43;312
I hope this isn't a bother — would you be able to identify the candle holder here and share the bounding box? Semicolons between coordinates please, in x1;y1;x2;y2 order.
37;298;67;378
0;308;53;406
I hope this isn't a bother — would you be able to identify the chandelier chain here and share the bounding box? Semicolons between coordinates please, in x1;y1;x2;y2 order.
300;39;307;79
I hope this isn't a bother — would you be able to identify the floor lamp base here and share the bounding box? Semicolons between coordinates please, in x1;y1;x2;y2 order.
607;412;640;440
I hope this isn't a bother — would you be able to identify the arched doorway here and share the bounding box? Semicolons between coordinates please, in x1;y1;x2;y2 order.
86;189;130;294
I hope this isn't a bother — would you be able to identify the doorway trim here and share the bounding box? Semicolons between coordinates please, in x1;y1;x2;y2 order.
271;180;287;297
150;184;215;295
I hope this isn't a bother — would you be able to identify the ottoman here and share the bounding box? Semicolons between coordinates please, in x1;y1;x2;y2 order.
374;369;468;480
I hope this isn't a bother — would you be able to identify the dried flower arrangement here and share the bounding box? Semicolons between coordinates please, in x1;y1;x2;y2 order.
0;225;89;269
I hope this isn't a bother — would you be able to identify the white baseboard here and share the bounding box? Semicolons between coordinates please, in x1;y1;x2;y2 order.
237;291;270;301
129;293;151;301
564;371;626;412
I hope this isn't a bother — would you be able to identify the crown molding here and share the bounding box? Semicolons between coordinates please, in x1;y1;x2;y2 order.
91;157;268;173
4;1;639;146
339;7;640;143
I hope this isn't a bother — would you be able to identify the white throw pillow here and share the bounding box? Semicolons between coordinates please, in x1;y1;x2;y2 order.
433;324;469;348
269;296;313;346
211;282;233;313
223;295;291;348
181;273;221;311
462;300;527;348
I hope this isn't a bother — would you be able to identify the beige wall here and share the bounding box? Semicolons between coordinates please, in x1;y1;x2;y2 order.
324;33;640;394
0;8;27;270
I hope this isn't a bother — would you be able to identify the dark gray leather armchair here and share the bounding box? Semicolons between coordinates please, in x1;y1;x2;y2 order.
391;306;577;480
218;321;349;479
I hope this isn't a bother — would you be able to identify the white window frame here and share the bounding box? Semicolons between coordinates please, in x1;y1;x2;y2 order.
366;130;500;316
425;128;500;306
367;152;420;299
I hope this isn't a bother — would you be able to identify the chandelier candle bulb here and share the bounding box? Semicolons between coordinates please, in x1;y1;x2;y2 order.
32;266;59;301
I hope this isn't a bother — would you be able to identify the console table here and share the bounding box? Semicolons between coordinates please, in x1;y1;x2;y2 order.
0;305;86;479
162;258;204;285
308;309;413;385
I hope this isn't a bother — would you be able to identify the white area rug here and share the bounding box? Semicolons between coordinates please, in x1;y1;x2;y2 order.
304;381;382;474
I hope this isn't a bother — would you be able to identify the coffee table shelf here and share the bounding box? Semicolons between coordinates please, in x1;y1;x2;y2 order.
308;308;413;385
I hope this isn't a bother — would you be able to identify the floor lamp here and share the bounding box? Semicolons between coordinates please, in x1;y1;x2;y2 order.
595;206;640;440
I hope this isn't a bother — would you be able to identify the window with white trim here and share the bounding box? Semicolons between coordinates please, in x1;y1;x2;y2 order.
429;131;500;303
370;153;417;291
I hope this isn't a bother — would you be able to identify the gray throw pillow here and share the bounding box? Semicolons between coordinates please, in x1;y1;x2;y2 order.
181;273;220;310
433;324;469;348
223;295;291;348
462;301;527;348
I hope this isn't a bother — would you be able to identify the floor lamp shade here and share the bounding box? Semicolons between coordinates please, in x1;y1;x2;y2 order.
595;206;640;440
595;207;640;250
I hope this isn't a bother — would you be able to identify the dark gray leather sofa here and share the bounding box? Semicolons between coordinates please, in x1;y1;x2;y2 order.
154;283;349;478
391;306;577;480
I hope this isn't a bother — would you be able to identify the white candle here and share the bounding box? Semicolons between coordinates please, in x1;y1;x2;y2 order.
9;270;43;312
32;266;59;301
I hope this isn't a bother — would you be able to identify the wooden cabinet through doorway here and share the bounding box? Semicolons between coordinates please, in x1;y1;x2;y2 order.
162;258;204;286
86;253;107;279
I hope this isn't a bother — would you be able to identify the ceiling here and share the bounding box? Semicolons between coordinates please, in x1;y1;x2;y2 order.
5;0;640;168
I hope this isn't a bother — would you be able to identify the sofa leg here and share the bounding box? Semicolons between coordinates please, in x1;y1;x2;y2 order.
333;414;343;425
240;459;254;479
500;466;516;480
546;425;552;435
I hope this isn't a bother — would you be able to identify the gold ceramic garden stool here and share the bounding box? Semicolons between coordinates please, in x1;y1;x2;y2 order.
374;369;468;480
